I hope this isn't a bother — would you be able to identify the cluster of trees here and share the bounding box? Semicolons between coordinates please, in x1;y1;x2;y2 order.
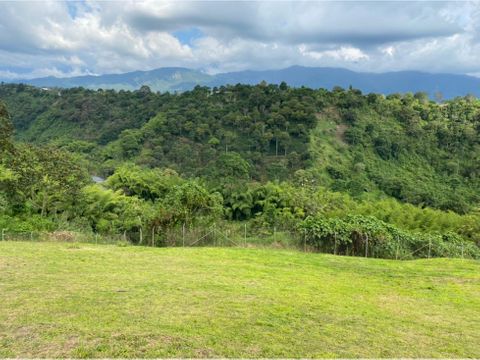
1;114;220;237
0;84;166;143
219;179;480;244
2;83;480;212
2;82;480;259
0;83;316;180
315;89;480;213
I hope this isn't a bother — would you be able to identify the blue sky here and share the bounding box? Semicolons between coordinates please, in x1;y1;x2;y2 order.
0;1;479;79
173;27;204;46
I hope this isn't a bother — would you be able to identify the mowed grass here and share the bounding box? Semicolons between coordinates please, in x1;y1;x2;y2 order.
0;241;479;358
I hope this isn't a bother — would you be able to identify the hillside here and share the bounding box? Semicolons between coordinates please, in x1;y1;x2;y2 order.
6;66;480;99
1;241;479;358
1;82;480;214
21;67;212;93
2;82;480;259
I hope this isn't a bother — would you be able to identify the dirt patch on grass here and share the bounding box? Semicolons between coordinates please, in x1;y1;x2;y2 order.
48;231;77;242
69;333;194;358
10;324;47;341
193;348;216;357
0;260;15;272
34;335;81;358
0;324;80;358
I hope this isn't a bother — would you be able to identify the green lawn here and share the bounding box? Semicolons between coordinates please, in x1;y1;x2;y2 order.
0;241;479;358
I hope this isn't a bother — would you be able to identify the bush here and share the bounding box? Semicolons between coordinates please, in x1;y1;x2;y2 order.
0;214;56;232
299;215;480;259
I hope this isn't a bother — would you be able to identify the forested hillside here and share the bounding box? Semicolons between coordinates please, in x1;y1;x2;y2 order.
1;82;480;258
2;83;480;211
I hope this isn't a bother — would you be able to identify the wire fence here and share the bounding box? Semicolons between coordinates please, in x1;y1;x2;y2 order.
0;229;124;245
1;225;474;260
0;223;303;250
123;222;302;249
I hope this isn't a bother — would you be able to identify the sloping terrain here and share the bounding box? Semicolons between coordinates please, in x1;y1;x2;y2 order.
1;83;480;213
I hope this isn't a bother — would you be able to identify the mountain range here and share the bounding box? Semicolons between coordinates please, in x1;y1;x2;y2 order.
5;66;480;99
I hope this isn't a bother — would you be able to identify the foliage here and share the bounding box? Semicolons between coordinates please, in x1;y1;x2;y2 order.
79;184;151;234
0;100;13;153
2;144;89;217
3;84;480;213
106;164;183;201
299;214;480;259
1;85;480;259
1;84;316;181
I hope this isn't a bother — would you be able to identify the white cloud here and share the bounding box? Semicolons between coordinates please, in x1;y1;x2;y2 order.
300;45;369;62
381;46;395;57
0;1;478;79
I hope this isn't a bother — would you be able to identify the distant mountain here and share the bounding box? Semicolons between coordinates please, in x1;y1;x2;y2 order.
7;66;480;99
19;67;212;92
211;66;480;99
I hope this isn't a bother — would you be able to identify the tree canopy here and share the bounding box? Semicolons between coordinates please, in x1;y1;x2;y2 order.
1;84;480;258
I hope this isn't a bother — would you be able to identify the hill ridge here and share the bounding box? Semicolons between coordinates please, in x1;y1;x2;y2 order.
4;65;480;99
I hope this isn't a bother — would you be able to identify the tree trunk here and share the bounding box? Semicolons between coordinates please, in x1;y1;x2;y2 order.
41;194;48;217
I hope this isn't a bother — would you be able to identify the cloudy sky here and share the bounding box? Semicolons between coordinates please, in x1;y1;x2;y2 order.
0;0;479;79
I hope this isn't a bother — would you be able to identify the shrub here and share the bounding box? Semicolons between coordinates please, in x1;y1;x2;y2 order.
299;215;480;259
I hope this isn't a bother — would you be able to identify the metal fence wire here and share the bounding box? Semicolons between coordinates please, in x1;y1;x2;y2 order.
124;223;301;248
0;224;302;250
0;225;472;260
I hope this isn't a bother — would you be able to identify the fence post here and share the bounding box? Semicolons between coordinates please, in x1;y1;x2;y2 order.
139;227;143;244
1;229;5;241
461;243;464;259
152;227;155;247
304;229;307;252
30;231;33;242
334;232;337;255
395;236;400;260
428;239;432;258
244;223;247;247
182;223;185;247
273;226;276;242
365;235;369;258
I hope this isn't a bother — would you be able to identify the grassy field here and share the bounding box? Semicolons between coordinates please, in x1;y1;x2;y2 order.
0;241;479;358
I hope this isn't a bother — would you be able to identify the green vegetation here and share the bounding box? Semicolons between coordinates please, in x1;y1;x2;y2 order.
1;83;480;259
1;241;479;358
300;215;480;259
2;83;480;357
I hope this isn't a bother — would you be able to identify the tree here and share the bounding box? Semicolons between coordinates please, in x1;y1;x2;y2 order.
0;101;13;153
80;184;151;234
6;145;89;217
107;164;182;201
205;152;251;182
165;180;222;226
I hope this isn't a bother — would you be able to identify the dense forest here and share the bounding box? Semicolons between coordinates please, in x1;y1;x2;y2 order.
1;82;480;259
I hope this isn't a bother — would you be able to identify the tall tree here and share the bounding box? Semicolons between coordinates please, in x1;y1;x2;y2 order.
0;101;13;153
